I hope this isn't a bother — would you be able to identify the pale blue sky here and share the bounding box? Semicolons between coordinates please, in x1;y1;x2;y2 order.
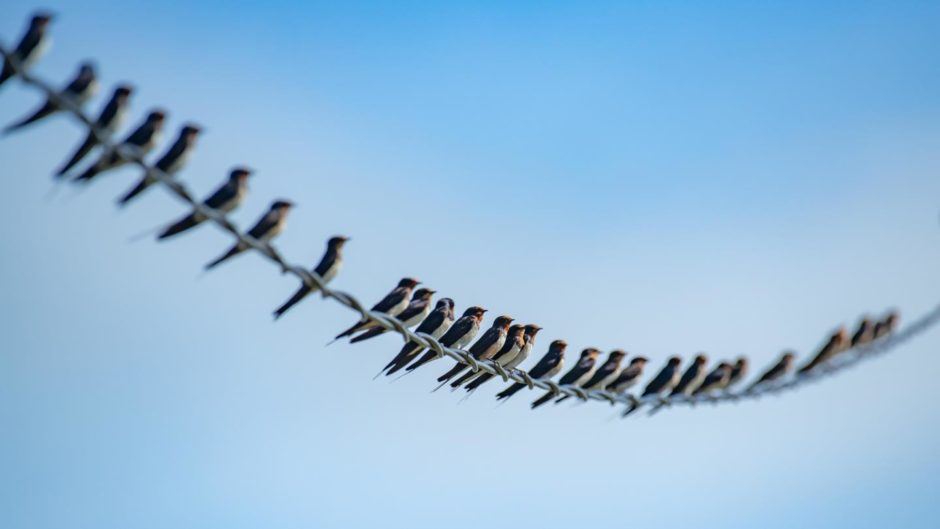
1;1;939;528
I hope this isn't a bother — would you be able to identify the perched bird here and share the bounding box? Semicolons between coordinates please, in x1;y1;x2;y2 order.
405;307;487;373
669;354;709;398
379;299;456;376
4;61;96;134
331;278;420;342
118;123;201;205
55;84;133;176
622;355;683;417
531;348;600;409
605;356;648;393
204;199;293;270
450;324;525;390
555;350;626;404
271;236;350;319
74;109;166;182
692;362;733;396
850;317;874;348
350;288;436;344
726;357;749;388
433;315;514;388
463;324;541;392
157;167;252;240
797;327;848;375
0;13;53;89
495;339;567;401
872;311;899;340
746;351;795;392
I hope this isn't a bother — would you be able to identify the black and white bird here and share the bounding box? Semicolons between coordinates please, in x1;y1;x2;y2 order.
692;362;734;397
0;13;53;89
797;327;848;375
331;278;420;343
555;349;626;404
404;306;487;373
622;356;683;417
450;323;526;390
74;109;167;182
433;315;514;389
270;236;350;319
55;84;133;177
726;357;749;389
350;288;436;344
4;61;97;134
606;356;648;394
850;317;874;348
203;199;294;270
746;351;795;392
117;123;201;205
379;299;456;377
157;167;252;240
495;339;567;401
669;354;709;398
531;348;600;409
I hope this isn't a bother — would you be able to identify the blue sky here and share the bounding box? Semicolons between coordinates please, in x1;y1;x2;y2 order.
1;1;939;528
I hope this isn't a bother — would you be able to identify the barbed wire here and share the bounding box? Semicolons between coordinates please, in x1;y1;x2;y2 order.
2;35;937;418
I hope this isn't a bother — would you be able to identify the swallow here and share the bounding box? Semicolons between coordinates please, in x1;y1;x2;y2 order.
157;167;252;240
55;84;133;177
692;362;733;397
0;13;53;89
379;298;456;376
726;357;748;388
797;327;848;375
73;109;167;182
605;356;648;393
4;61;96;134
270;236;350;319
495;339;567;401
555;349;626;404
849;317;873;348
331;278;420;343
622;356;683;417
404;306;487;373
451;323;526;390
669;354;709;398
531;348;601;409
350;288;436;344
117;124;201;205
204;199;294;270
872;311;899;340
433;315;514;389
746;351;795;392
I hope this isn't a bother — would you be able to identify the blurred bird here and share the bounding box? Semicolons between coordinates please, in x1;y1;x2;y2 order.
0;13;53;89
118;123;201;205
74;109;166;182
606;356;648;393
555;349;626;404
797;327;848;375
55;84;133;176
330;278;420;343
379;299;455;377
531;348;600;409
463;324;540;392
622;356;682;417
726;357;749;389
850;317;874;348
692;362;733;397
203;199;293;270
433;315;514;389
746;351;795;392
271;236;350;319
350;288;436;344
872;311;899;340
4;61;96;134
157;167;252;240
403;306;487;373
495;339;567;401
450;323;525;390
670;354;709;398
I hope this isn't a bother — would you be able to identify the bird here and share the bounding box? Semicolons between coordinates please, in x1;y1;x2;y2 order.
495;339;567;401
746;351;795;392
872;311;899;340
157;167;252;240
433;315;514;389
555;349;626;404
850;317;874;348
331;278;420;343
450;323;526;391
4;61;97;134
531;348;600;409
379;299;456;377
726;357;749;389
55;84;133;177
270;236;350;319
117;123;201;205
73;109;167;182
692;362;734;397
350;288;436;344
0;13;53;90
797;327;848;375
204;199;294;270
404;306;487;373
669;354;709;398
605;356;648;393
622;356;682;417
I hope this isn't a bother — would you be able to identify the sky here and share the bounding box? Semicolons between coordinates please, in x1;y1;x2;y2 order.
1;1;939;528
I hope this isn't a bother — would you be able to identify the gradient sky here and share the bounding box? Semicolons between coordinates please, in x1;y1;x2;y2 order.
2;1;940;528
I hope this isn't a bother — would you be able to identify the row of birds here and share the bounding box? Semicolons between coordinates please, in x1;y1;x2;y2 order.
1;13;901;414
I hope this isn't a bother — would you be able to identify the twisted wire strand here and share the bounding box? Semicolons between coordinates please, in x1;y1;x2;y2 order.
2;43;937;417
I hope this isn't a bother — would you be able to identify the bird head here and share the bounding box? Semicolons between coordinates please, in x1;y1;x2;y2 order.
147;109;167;124
181;123;202;140
114;84;134;101
464;306;487;320
610;349;627;360
31;12;53;28
549;339;568;353
398;277;420;289
412;287;435;301
524;324;543;336
667;356;682;366
492;315;514;329
327;235;349;249
271;199;294;211
230;166;253;183
631;356;649;366
77;62;96;79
